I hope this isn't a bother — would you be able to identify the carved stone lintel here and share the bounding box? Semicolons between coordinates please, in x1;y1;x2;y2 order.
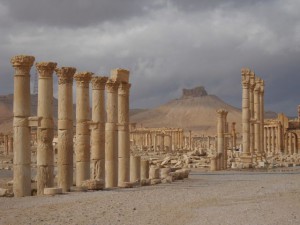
91;76;108;90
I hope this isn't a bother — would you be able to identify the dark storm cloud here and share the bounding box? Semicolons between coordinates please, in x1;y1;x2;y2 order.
0;0;300;116
1;0;160;27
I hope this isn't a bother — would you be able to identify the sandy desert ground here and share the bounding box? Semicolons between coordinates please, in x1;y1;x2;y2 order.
0;167;300;225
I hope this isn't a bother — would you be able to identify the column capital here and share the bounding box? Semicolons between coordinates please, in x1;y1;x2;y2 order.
106;79;119;92
11;55;35;75
241;67;251;88
118;82;131;95
249;71;256;90
91;76;108;90
36;62;57;78
74;71;93;87
217;108;228;116
55;67;76;85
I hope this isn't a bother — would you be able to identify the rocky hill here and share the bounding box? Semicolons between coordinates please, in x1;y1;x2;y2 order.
130;87;242;135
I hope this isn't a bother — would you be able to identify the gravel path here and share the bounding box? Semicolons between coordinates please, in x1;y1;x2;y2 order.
1;168;300;225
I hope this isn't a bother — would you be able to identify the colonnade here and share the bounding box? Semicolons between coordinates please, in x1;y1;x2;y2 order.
11;55;131;197
130;128;185;151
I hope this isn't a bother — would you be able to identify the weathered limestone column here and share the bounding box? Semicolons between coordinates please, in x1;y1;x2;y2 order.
271;127;276;154
160;134;165;151
249;71;255;154
189;130;192;150
231;122;237;150
141;159;149;180
36;61;57;195
130;155;141;182
264;127;267;153
254;80;261;154
223;111;228;169
8;136;13;154
259;79;265;154
277;125;283;153
267;127;271;154
11;55;35;197
56;67;76;192
91;76;108;181
3;135;8;155
105;79;119;188
217;109;226;170
74;72;93;186
116;70;131;187
241;68;252;164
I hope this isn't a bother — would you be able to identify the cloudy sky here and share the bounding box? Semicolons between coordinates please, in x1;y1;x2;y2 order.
0;0;299;116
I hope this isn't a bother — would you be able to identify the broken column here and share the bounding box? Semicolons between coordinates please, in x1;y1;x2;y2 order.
36;61;57;195
105;78;119;188
74;72;93;186
90;76;108;181
217;109;226;170
11;55;35;197
130;155;141;182
56;67;76;192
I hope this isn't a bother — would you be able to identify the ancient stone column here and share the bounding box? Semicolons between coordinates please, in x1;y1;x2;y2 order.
36;61;57;195
105;79;119;188
217;109;226;170
90;76;108;181
271;127;276;154
8;136;13;154
56;67;76;192
11;55;35;197
259;79;265;154
130;155;141;182
231;122;237;150
141;159;149;180
249;71;255;154
3;135;8;155
241;68;252;163
223;111;228;169
189;130;192;150
160;134;165;151
254;80;261;154
264;127;267;153
74;72;93;186
116;71;131;187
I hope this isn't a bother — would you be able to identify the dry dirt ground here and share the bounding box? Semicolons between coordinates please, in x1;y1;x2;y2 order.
0;167;300;225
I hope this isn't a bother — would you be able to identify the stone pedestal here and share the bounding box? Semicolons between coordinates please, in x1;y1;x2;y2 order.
36;61;57;195
56;67;76;192
105;79;119;188
91;76;108;181
130;155;141;182
11;55;35;197
74;72;93;186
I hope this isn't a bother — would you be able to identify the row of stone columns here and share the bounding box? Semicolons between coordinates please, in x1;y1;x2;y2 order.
11;55;131;196
284;132;298;155
1;135;13;155
241;68;265;164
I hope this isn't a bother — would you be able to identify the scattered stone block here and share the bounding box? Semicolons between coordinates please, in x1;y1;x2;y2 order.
44;187;62;195
81;179;104;190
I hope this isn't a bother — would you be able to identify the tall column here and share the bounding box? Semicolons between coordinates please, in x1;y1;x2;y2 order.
267;127;271;154
241;68;251;163
249;71;255;154
189;130;192;150
217;109;225;170
105;79;119;188
271;127;276;154
277;124;283;153
117;76;131;187
90;76;108;181
74;72;93;186
223;111;228;169
56;67;76;192
231;122;237;150
11;55;35;197
3;135;8;155
36;61;57;195
264;127;267;153
259;79;265;154
160;134;165;151
254;80;261;154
